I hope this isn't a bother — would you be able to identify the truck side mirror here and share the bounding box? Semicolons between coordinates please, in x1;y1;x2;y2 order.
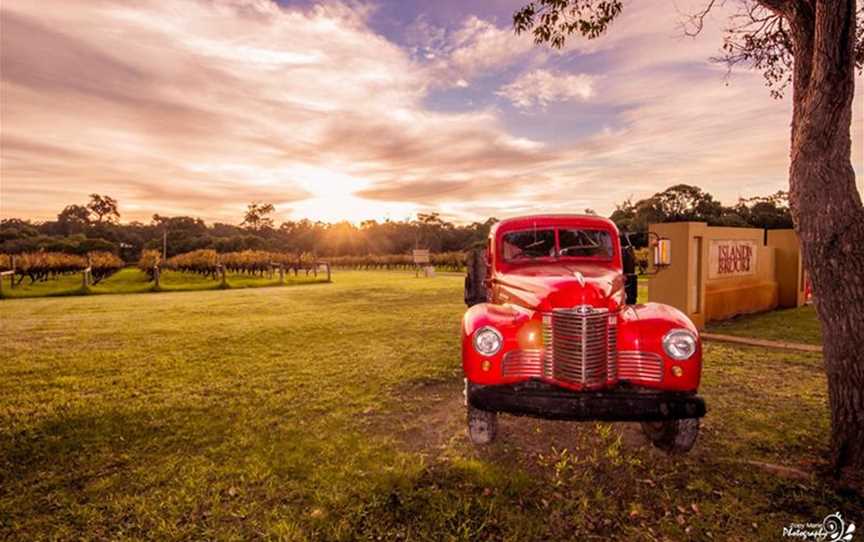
624;274;638;305
622;245;636;274
622;245;638;305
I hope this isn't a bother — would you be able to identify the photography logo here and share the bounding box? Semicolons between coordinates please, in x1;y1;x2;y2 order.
783;512;856;541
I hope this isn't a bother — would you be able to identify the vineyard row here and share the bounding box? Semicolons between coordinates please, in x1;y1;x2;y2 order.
137;249;468;277
0;252;124;285
0;249;469;288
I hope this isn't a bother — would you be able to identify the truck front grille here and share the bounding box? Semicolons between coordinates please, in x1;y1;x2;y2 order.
618;351;664;383
499;308;663;386
501;349;544;377
547;307;612;388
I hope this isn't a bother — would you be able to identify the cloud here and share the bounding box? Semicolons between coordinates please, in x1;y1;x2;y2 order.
1;0;860;225
498;69;595;109
445;16;538;79
409;14;544;89
0;0;555;223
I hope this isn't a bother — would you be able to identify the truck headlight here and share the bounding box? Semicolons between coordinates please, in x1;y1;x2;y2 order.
662;329;697;360
473;326;503;356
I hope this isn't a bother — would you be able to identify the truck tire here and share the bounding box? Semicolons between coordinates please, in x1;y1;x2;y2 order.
464;249;488;307
467;405;498;445
640;418;700;454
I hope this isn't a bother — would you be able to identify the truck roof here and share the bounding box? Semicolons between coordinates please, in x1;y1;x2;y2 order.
491;214;618;237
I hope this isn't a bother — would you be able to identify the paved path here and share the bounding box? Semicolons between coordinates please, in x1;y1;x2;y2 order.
701;332;822;353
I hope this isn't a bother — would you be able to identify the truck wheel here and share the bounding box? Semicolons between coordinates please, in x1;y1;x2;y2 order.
640;418;700;454
467;405;498;445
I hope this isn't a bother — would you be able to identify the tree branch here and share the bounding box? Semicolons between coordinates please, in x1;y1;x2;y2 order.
681;0;721;37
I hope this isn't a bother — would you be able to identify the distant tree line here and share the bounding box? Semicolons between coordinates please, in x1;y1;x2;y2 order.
1;196;498;262
610;184;793;246
1;185;792;261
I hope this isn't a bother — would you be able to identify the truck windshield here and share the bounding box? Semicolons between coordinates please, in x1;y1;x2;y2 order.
502;227;614;262
559;229;613;258
502;229;556;261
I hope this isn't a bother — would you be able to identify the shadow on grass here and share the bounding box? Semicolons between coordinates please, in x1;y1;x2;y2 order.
0;278;332;300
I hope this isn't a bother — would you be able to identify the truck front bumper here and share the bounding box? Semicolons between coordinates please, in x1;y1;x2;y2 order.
467;381;706;422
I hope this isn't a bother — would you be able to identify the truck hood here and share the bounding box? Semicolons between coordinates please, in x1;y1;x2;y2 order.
495;263;624;312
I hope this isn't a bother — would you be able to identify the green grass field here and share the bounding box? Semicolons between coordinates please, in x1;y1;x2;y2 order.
706;305;822;345
0;271;855;540
0;267;327;299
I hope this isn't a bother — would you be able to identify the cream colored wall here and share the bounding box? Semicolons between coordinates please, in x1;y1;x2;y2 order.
767;229;805;308
648;222;706;329
647;223;801;329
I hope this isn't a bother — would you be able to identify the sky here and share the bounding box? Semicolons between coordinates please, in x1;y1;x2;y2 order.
1;0;862;225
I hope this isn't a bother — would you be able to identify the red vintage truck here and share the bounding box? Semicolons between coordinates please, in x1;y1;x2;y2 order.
462;214;705;453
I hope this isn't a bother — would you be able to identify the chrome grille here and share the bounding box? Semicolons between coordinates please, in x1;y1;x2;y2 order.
618;351;664;383
501;309;664;386
542;314;553;378
501;349;543;377
607;318;618;383
549;307;611;388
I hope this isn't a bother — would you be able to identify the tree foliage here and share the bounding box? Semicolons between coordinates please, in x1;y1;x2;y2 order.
87;194;120;224
241;202;276;231
3;188;792;259
57;205;91;235
0;197;499;261
609;184;792;245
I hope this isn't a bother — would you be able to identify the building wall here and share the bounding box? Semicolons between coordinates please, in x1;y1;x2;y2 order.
648;222;801;329
766;229;807;308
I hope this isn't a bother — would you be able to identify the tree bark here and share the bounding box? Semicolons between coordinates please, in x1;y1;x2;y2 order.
785;0;864;485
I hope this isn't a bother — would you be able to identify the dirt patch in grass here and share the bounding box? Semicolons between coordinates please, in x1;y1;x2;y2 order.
373;377;655;471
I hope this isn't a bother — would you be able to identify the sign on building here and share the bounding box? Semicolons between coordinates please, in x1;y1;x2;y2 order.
412;249;430;265
708;240;757;279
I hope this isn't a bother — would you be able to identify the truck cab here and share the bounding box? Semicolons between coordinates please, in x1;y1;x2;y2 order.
462;214;706;453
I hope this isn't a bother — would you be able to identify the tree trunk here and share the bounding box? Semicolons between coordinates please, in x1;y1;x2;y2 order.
786;0;864;485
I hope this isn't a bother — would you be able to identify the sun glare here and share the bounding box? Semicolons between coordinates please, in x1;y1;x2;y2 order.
288;166;418;223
